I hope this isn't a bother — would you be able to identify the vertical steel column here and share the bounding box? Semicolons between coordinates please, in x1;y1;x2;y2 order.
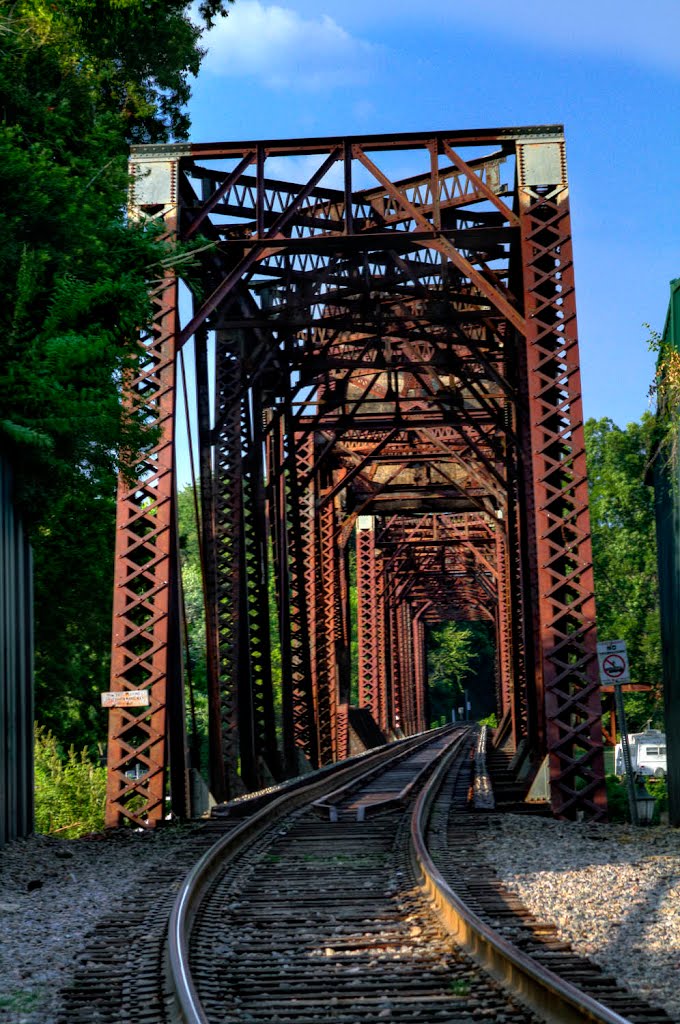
399;601;416;735
516;138;606;819
241;388;279;785
195;326;226;802
287;429;319;768
376;549;390;736
356;516;383;730
267;414;297;777
387;592;403;736
412;607;429;734
106;150;186;827
505;455;534;747
336;526;352;761
315;492;340;763
213;331;245;798
494;522;516;741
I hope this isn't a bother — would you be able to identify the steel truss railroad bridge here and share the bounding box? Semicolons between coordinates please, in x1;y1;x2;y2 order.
105;125;607;828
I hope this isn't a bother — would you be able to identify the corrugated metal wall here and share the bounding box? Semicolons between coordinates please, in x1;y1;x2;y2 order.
0;451;34;847
653;278;680;827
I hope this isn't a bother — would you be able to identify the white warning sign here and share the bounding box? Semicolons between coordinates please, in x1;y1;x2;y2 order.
100;690;150;708
596;640;630;685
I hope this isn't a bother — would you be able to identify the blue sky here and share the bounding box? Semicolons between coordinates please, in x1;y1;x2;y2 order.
185;0;680;429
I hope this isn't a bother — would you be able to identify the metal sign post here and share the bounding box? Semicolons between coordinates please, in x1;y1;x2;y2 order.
597;640;637;825
613;682;638;825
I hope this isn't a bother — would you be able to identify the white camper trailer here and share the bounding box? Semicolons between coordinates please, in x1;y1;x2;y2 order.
615;729;667;778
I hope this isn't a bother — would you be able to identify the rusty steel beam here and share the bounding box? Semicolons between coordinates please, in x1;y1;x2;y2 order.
356;516;386;732
516;139;605;820
314;490;339;764
287;429;320;768
106;151;186;827
212;333;246;799
241;382;280;787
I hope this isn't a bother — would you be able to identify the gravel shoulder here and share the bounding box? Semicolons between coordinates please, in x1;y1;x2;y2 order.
484;815;680;1022
1;816;679;1023
0;826;205;1024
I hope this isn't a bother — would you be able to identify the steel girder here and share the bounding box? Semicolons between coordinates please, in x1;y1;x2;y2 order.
106;151;187;827
515;141;605;818
107;127;605;823
205;332;242;800
356;516;388;732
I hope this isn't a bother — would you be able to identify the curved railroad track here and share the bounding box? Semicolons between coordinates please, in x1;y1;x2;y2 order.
163;727;671;1024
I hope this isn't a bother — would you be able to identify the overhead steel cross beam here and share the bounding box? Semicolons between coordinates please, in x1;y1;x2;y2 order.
107;126;605;825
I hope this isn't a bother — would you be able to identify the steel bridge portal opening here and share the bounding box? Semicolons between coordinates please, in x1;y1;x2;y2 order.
104;127;607;828
425;618;497;728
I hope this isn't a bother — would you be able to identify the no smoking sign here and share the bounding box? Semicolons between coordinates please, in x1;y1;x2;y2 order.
596;640;630;685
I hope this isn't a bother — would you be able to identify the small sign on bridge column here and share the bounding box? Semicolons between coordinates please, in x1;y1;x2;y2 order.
101;690;150;708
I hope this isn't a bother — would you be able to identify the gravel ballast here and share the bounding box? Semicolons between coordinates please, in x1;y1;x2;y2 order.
1;816;679;1023
485;815;680;1022
0;826;206;1024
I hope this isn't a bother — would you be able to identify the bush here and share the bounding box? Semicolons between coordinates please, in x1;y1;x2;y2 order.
605;773;629;822
478;712;498;729
606;772;667;824
645;777;668;822
34;725;107;838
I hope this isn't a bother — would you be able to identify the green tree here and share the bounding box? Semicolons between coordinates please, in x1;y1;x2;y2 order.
0;0;232;749
585;415;663;730
427;621;494;725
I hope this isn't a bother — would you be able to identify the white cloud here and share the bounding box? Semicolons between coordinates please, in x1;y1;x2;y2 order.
450;0;680;75
283;0;680;76
200;2;380;89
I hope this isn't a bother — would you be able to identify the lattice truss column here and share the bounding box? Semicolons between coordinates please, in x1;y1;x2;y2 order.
503;459;533;747
386;589;404;736
398;600;417;735
106;149;189;828
412;608;429;734
284;429;321;768
314;487;342;764
205;331;278;796
356;515;388;733
516;139;606;819
240;375;280;787
210;332;243;800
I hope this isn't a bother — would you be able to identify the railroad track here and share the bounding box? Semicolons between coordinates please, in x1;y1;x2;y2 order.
165;727;671;1024
420;736;674;1024
57;728;674;1024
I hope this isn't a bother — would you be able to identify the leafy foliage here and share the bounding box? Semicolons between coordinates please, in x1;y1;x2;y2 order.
0;1;231;750
0;0;231;513
32;483;116;750
647;323;680;467
477;712;498;729
585;415;663;730
427;621;495;726
605;773;667;824
177;484;209;772
34;725;107;837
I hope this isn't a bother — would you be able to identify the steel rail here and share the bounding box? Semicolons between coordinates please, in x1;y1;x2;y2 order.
166;728;456;1024
313;727;461;820
411;745;634;1024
